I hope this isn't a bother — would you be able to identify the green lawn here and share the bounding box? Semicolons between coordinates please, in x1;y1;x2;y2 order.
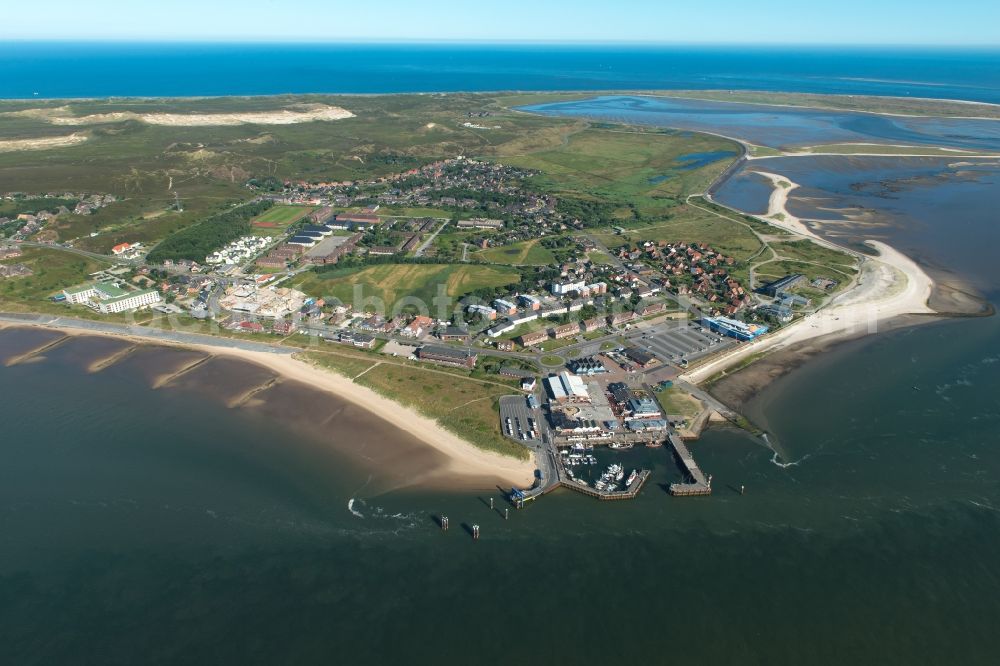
475;238;556;266
293;262;520;313
587;250;614;265
654;386;702;420
501;318;553;343
538;337;578;352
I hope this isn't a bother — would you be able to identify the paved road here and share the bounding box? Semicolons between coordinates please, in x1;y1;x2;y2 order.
412;218;449;258
705;140;749;197
18;241;127;265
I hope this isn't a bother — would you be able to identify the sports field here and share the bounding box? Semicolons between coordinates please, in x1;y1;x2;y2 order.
251;205;314;235
294;263;520;313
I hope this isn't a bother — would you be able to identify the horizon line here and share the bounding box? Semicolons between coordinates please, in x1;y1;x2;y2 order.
2;38;1000;49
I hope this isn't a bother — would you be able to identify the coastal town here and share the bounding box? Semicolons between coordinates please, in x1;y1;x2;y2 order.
0;82;917;514
0;145;844;506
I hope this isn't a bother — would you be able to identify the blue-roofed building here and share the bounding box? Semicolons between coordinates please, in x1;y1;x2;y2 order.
626;396;662;419
301;225;333;236
625;419;668;432
703;316;768;341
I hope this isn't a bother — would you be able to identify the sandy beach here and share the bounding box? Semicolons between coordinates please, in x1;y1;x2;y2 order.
0;320;535;488
688;171;936;385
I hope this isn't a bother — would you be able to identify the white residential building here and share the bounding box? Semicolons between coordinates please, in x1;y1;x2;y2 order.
551;280;586;295
97;289;161;314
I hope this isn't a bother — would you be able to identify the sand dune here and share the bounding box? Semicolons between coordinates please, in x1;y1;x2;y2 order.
0;132;88;152
6;104;354;126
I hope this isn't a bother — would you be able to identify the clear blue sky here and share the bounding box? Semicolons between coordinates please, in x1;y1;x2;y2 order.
4;0;999;45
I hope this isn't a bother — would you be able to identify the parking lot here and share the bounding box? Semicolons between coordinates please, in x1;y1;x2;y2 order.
499;395;543;446
632;321;735;365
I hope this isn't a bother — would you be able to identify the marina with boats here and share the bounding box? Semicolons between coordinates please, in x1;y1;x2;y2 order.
511;431;709;505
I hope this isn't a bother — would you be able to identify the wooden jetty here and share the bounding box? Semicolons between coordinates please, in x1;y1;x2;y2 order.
667;433;712;496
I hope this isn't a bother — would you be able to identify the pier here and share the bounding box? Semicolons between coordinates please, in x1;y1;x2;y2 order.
666;433;712;496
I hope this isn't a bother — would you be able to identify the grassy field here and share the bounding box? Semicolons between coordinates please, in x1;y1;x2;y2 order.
537;337;578;352
498;126;740;219
590;203;765;262
297;349;379;379
475;238;556;266
251;204;314;236
502;318;554;343
0;247;106;307
770;239;858;276
655;386;703;421
586;250;613;265
374;206;453;218
293;263;520;312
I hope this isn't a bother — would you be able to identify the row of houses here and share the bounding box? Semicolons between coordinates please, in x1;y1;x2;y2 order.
256;243;305;269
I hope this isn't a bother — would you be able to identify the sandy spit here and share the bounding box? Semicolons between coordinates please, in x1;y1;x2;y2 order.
686;171;935;385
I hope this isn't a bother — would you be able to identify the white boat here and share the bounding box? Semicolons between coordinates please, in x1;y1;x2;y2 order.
626;469;638;487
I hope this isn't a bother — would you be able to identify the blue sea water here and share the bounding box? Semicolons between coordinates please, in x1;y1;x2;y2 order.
1;42;1000;101
674;150;738;170
526;95;1000;151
